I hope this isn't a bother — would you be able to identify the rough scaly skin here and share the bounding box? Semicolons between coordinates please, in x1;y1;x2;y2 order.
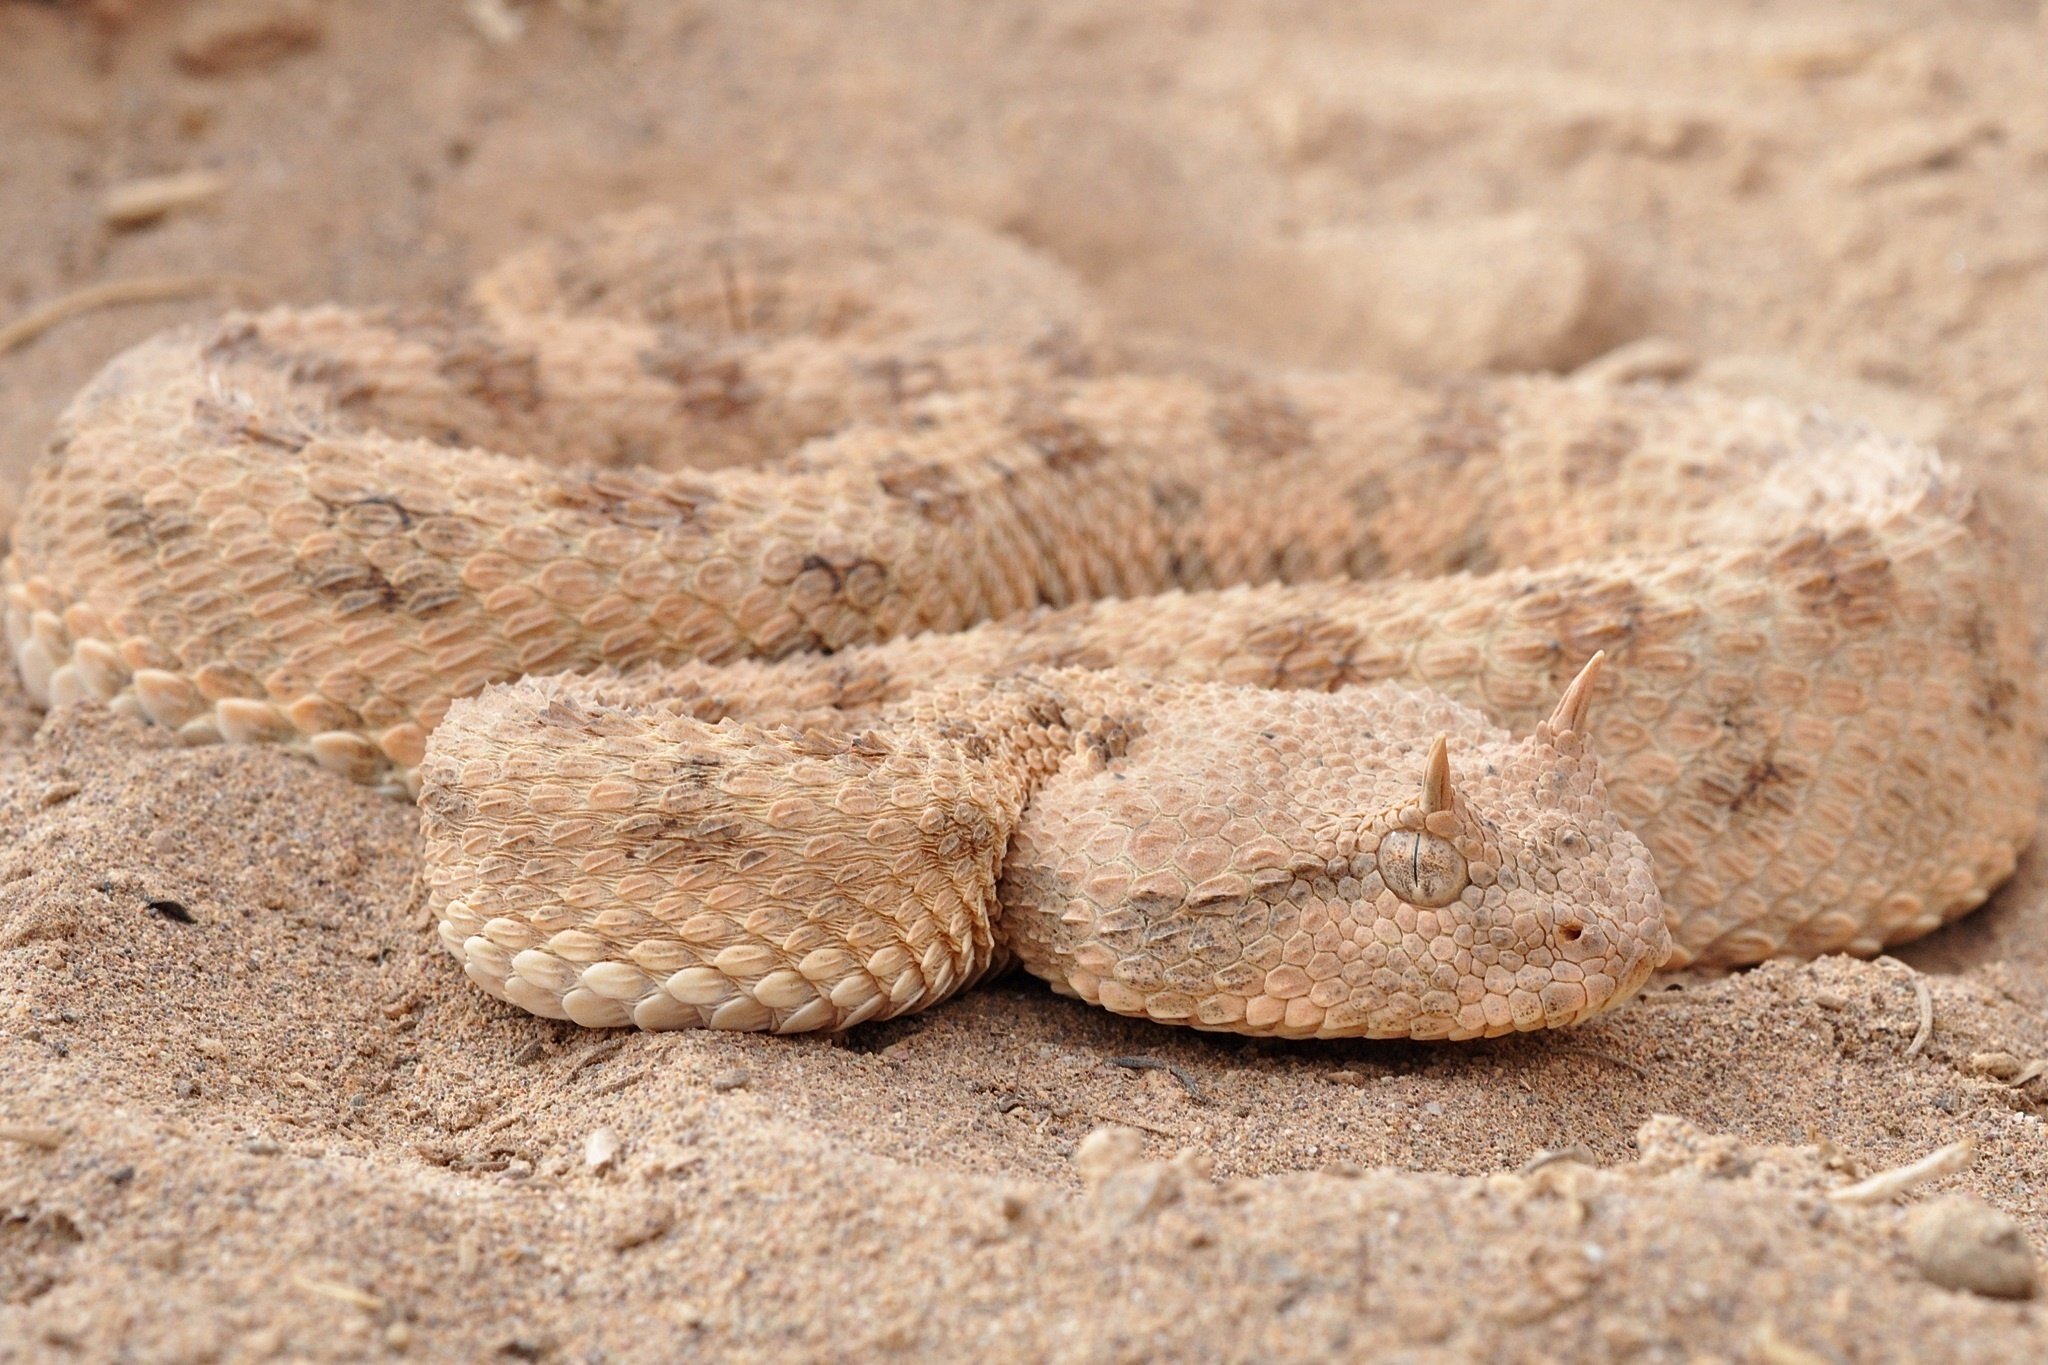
2;207;2036;1032
562;474;2039;973
422;666;1664;1039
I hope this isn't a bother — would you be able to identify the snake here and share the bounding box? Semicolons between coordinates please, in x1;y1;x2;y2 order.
3;205;2036;1040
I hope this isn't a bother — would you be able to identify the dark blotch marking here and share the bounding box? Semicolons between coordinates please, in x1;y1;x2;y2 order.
655;754;726;796
1027;327;1098;380
1727;758;1787;814
1075;712;1137;766
425;320;544;414
846;731;892;761
401;588;464;617
652;813;745;847
935;718;996;761
315;491;426;535
1015;408;1109;474
301;495;469;617
796;555;891;612
288;350;371;402
545;468;716;529
858;355;950;407
638;338;762;420
1977;675;2021;732
1962;605;2024;734
305;560;400;612
205;318;373;412
800;553;843;591
878;460;971;525
201;318;263;362
1705;741;1800;819
1150;477;1203;524
1419;387;1504;474
100;491;172;550
1242;613;1366;687
1342;472;1393;578
238;417;314;452
1211;387;1313;462
1776;531;1898;629
1561;418;1639;488
1441;522;1500;575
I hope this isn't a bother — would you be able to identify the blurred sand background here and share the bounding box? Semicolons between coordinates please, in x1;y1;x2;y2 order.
4;1;2048;1359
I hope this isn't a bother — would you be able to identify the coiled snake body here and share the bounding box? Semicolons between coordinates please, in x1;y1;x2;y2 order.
5;207;2036;1039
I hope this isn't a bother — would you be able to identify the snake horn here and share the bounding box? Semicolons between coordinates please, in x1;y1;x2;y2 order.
1420;732;1453;815
1546;651;1606;739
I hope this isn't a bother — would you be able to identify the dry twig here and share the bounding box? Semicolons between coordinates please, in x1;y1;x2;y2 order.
0;275;260;356
101;170;228;229
1827;1134;1976;1205
291;1275;386;1313
1905;976;1934;1058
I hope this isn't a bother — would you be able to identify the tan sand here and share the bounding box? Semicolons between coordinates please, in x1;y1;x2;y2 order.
4;2;2048;1359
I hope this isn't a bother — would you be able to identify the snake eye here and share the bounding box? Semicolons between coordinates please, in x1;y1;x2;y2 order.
1378;830;1470;908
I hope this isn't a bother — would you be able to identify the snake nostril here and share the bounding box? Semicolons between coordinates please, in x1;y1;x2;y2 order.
1558;921;1584;943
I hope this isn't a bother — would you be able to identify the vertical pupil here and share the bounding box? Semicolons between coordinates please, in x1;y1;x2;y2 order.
1379;830;1468;909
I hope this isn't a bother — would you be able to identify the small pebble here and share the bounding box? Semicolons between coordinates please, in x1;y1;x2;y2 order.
1905;1196;2037;1299
608;1206;676;1251
710;1069;751;1093
241;1327;286;1356
1832;118;1992;188
101;171;228;231
174;0;327;75
1752;32;1883;80
1294;212;1617;372
1073;1126;1147;1185
584;1126;623;1172
243;1137;282;1156
1967;1051;2024;1081
465;0;527;44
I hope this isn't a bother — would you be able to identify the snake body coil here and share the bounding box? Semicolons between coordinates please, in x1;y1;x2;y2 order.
5;207;2035;1038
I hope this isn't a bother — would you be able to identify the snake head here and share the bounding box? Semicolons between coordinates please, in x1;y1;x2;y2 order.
1352;653;1667;1038
1001;666;1670;1042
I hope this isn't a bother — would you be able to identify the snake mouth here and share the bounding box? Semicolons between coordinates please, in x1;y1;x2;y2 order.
1338;885;1666;1041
